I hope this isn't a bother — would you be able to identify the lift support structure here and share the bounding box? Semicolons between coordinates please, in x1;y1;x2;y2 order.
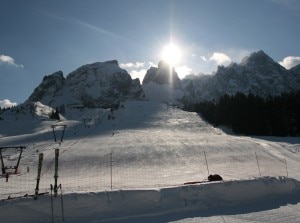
0;146;26;175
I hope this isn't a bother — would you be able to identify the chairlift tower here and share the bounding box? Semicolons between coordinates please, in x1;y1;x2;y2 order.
51;124;67;143
0;146;26;175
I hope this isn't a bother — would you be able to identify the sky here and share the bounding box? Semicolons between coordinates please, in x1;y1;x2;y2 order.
1;0;300;107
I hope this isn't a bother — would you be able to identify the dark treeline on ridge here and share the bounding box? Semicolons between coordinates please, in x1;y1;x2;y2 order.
183;91;300;136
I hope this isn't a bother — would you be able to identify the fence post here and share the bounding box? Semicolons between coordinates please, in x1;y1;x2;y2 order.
110;152;113;190
284;158;289;177
204;151;210;176
255;152;261;177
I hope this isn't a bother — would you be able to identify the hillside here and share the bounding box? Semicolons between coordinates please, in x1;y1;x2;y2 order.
0;100;300;222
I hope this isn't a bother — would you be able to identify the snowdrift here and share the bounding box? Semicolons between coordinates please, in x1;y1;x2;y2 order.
0;177;299;223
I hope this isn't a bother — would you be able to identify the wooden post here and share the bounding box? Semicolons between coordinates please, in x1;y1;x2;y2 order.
255;152;261;177
204;151;210;176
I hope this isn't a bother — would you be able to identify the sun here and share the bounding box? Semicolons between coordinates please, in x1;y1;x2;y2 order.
161;43;181;66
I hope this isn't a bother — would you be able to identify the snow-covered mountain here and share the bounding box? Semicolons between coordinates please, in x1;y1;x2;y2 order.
143;60;180;87
26;60;145;108
181;50;300;103
25;51;300;108
142;60;183;102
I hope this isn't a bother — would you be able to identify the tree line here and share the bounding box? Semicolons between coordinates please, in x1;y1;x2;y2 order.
183;91;300;136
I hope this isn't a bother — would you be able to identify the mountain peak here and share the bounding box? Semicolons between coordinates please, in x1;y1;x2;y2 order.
26;60;144;107
241;50;275;66
103;60;119;66
142;60;180;87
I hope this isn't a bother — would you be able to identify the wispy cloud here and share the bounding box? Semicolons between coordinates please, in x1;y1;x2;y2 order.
210;52;231;65
0;55;23;68
0;99;17;108
121;61;154;82
279;56;300;69
129;69;147;81
200;56;207;62
73;18;127;40
37;9;128;41
120;62;145;69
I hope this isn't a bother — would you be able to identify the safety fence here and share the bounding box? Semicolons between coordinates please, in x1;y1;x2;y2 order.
0;148;290;200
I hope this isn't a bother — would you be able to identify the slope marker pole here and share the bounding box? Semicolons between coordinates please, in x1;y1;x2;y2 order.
204;151;210;176
255;152;261;177
110;152;113;190
284;158;289;177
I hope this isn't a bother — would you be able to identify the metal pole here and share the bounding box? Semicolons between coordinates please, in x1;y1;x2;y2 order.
52;126;57;142
204;151;210;176
60;125;66;142
255;152;261;177
50;184;54;223
284;158;289;177
54;149;59;196
0;149;5;174
14;147;24;174
34;153;44;200
59;184;65;221
110;152;113;190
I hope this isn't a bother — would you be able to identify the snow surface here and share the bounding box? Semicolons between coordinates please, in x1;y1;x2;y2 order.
0;100;300;222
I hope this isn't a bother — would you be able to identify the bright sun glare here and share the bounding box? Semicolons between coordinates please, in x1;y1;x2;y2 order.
161;44;181;66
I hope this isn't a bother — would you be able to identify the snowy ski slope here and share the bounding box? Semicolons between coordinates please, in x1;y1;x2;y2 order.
0;100;300;222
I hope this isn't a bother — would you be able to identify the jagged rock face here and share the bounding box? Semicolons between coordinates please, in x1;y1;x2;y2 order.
142;60;180;87
27;71;65;104
290;64;300;75
182;51;300;103
26;60;144;108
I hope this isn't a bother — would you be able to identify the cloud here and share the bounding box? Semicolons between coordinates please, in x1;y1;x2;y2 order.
210;52;231;65
0;99;17;109
120;61;154;82
279;56;300;69
122;61;193;81
120;62;145;69
0;55;23;68
176;66;193;79
129;69;147;81
37;9;129;41
200;56;207;62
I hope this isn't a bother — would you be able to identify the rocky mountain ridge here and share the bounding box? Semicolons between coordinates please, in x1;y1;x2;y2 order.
143;60;180;87
25;51;300;108
26;60;144;108
181;50;300;103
